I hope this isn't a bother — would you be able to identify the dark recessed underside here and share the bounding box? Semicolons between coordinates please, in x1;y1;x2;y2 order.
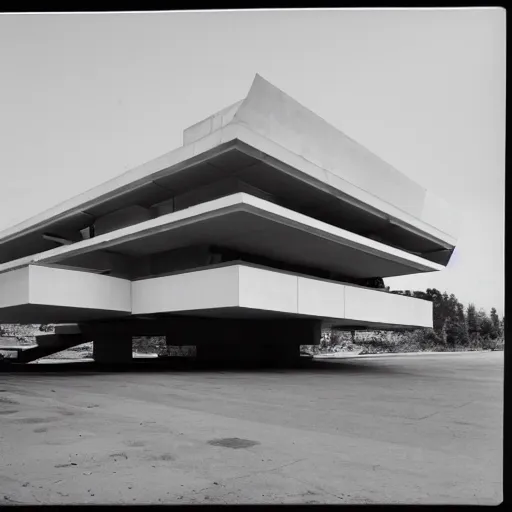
36;202;440;281
0;144;454;266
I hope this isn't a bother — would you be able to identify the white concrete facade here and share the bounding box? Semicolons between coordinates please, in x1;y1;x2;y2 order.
0;263;432;329
0;76;458;263
137;264;432;328
0;74;454;340
0;265;131;315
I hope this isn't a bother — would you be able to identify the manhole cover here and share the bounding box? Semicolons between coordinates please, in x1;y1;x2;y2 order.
207;437;260;449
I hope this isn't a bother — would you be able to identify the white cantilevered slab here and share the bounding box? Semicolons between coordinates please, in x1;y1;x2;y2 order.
0;75;459;265
0;262;432;328
0;193;444;280
132;263;433;329
0;265;131;324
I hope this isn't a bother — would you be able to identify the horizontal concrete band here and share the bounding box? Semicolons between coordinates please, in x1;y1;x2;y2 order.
0;263;432;328
0;265;131;313
0;78;458;259
0;130;457;253
0;193;444;279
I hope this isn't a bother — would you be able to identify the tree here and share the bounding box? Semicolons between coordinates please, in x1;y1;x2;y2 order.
426;288;448;332
445;315;469;346
359;288;499;352
447;294;458;319
477;308;487;330
412;291;430;301
456;302;466;324
490;308;501;337
479;310;497;340
425;289;439;329
441;292;450;318
467;303;478;334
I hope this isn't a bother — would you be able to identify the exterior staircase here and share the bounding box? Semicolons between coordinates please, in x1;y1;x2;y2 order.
0;333;85;364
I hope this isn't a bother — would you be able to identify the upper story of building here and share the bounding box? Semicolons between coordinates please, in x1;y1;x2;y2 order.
0;75;460;285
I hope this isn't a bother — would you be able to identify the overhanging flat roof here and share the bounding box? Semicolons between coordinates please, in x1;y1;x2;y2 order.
0;75;460;266
0;193;443;280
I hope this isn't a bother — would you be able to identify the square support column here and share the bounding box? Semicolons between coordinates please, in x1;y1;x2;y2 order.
93;335;133;364
194;318;320;364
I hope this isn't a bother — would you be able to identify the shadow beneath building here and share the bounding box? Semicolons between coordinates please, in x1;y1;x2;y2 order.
0;355;405;376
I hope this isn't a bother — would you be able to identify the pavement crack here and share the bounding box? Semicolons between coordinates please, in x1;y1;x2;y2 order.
286;475;346;502
266;458;306;473
3;496;23;504
452;400;474;410
226;458;306;482
417;400;474;421
31;492;43;503
417;411;441;421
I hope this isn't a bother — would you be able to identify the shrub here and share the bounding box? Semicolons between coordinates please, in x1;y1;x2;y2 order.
132;336;167;355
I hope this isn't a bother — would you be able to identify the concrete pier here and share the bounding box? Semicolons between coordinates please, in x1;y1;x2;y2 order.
93;335;133;364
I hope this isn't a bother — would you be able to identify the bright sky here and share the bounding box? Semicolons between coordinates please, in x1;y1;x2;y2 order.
0;9;505;316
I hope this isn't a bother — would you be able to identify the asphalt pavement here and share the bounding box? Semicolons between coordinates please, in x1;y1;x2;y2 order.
0;351;503;504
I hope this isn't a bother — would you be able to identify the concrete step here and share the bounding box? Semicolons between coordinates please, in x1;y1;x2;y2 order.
36;333;84;347
15;334;85;363
0;345;38;351
54;324;82;335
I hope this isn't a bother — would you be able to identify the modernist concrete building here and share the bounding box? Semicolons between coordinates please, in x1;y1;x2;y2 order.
0;75;459;363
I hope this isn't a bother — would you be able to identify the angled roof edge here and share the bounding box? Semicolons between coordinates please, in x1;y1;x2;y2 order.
0;74;460;250
182;74;461;241
0;193;445;278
